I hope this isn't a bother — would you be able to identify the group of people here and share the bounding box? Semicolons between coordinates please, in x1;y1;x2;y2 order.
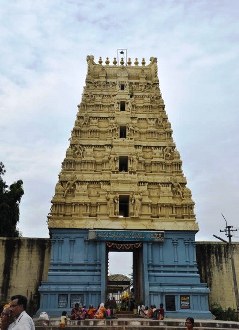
138;303;195;330
138;303;165;320
0;294;195;330
59;300;117;326
64;298;117;324
69;303;97;320
138;304;194;330
0;295;35;330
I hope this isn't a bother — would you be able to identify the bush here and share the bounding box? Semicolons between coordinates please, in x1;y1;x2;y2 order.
210;304;238;321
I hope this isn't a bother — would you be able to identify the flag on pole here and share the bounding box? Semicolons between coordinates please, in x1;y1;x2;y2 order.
117;49;127;65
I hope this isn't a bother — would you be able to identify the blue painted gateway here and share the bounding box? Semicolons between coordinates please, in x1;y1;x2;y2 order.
38;228;211;318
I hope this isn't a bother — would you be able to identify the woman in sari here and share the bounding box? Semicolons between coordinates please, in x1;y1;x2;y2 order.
94;303;106;319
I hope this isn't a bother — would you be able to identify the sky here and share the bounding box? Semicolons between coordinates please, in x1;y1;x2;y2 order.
1;0;239;275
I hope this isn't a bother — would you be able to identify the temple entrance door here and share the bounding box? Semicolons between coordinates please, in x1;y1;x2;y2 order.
106;242;144;309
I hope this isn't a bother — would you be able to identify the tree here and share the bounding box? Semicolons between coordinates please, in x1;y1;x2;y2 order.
0;162;24;237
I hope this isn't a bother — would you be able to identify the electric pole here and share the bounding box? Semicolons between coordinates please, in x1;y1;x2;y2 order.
220;213;238;244
218;214;238;315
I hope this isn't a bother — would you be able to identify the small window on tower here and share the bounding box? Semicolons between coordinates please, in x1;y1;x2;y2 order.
119;156;128;172
120;101;126;111
120;84;125;90
120;126;126;138
119;195;129;217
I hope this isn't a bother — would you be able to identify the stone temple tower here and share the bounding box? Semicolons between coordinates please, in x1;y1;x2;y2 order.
39;55;212;318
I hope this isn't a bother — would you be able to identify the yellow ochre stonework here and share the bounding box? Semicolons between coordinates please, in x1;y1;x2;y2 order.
48;55;198;231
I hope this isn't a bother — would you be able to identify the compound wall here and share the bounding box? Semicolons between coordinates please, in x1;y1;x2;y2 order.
0;238;238;313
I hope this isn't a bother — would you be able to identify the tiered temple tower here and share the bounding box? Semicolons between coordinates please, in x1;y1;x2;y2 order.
39;55;212;318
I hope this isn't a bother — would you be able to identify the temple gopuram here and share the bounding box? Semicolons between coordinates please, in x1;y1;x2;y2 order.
38;54;212;318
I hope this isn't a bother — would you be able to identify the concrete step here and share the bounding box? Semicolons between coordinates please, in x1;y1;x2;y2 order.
34;318;239;329
115;311;136;318
36;328;239;330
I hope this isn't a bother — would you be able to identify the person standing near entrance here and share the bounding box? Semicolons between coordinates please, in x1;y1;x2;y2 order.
129;288;136;311
158;303;164;320
185;317;194;330
8;295;35;330
109;297;117;316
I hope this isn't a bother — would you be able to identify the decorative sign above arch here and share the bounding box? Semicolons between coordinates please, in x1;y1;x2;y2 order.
88;230;164;242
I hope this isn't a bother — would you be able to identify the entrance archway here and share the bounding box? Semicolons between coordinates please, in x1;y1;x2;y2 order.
106;242;144;309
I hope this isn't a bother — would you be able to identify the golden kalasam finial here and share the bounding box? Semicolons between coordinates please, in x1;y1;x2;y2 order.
127;58;132;66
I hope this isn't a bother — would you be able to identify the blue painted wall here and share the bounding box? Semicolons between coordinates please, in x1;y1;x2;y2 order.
38;229;212;318
145;231;211;318
39;229;106;315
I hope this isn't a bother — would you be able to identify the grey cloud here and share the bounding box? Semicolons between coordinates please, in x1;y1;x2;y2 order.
0;0;239;246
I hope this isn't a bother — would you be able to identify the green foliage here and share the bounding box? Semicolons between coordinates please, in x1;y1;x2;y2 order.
210;303;238;321
0;162;24;237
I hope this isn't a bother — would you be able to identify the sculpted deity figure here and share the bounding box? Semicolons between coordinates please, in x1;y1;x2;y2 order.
72;144;85;158
130;193;135;216
183;187;192;201
135;194;142;217
78;116;85;126
127;123;135;138
101;151;110;169
87;55;94;64
82;113;90;126
63;175;77;197
131;193;142;217
127;101;132;111
147;118;155;127
88;92;95;102
129;154;138;171
91;117;99;128
114;102;119;111
171;178;184;199
108;154;117;170
150;56;158;79
86;55;95;76
106;192;114;217
109;123;118;138
155;114;164;128
163;146;174;160
113;194;119;216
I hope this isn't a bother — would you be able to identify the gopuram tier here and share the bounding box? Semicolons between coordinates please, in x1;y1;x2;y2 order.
48;55;197;232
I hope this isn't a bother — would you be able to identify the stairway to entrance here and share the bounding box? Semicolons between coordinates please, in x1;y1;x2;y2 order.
115;310;136;318
35;318;239;329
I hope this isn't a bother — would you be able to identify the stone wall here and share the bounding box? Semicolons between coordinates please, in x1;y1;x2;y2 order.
196;242;239;310
0;238;238;311
0;238;50;313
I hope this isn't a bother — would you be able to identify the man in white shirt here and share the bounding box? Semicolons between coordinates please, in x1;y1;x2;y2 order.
8;295;35;330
